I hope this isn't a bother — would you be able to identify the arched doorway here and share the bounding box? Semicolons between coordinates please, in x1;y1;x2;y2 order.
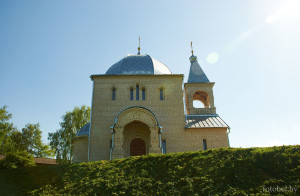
111;106;162;159
130;138;146;156
123;121;150;157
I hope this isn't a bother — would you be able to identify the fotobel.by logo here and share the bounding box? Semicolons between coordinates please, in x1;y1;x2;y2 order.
263;185;298;194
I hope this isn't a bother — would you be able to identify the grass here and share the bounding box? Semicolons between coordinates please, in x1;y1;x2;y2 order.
0;145;299;195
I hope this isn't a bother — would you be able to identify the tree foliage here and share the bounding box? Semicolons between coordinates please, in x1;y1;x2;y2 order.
11;124;53;157
0;150;35;169
48;105;90;164
0;106;16;154
0;105;53;158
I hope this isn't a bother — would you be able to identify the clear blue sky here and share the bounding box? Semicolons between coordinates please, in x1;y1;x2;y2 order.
1;0;299;147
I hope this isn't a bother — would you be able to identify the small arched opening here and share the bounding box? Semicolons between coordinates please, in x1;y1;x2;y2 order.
162;140;166;154
193;91;209;108
203;139;207;151
136;84;140;100
142;88;146;100
160;88;164;100
112;87;116;100
130;88;134;100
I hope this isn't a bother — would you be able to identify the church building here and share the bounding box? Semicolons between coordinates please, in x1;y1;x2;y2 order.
72;43;230;162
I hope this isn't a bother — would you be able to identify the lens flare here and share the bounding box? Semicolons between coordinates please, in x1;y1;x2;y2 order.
266;14;277;23
206;52;219;64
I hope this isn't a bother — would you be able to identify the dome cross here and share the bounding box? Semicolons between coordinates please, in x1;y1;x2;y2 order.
138;36;141;55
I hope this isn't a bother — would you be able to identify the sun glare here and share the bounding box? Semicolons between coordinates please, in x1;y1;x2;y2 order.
265;0;300;24
266;14;276;23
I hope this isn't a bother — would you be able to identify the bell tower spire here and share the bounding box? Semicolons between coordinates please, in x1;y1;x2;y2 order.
187;42;210;83
184;42;216;115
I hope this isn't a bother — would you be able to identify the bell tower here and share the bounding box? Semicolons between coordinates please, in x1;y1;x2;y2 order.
184;43;216;115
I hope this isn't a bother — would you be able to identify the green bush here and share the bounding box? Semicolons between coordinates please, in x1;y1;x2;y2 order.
32;145;299;195
1;146;299;195
0;151;35;169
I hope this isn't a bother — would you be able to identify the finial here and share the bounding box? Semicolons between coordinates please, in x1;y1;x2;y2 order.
189;42;197;62
138;36;141;55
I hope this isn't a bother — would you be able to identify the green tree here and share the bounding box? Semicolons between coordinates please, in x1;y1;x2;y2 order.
0;105;53;157
48;105;90;164
0;150;35;169
10;124;53;157
0;106;17;154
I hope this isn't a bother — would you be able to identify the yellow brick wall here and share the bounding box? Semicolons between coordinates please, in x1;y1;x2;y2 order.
88;75;229;161
72;136;88;163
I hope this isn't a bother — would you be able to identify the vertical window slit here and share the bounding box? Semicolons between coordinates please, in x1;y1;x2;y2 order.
203;139;207;151
112;88;116;100
142;88;146;100
130;88;134;100
162;140;166;154
160;88;164;100
136;84;139;100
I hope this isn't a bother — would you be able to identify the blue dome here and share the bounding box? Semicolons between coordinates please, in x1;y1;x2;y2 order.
76;123;90;137
105;54;172;75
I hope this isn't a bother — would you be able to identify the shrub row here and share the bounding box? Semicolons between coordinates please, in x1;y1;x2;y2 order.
31;146;300;195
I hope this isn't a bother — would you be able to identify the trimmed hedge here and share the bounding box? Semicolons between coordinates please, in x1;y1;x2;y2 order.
0;146;299;195
32;146;300;195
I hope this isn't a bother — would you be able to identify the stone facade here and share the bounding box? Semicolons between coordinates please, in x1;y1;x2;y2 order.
73;136;88;162
72;53;230;162
89;75;186;161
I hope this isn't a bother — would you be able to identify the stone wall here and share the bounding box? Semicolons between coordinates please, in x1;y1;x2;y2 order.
88;75;229;161
72;136;88;163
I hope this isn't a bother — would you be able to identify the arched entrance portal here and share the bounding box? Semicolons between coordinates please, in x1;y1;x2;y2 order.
130;138;146;156
123;121;150;157
111;107;162;159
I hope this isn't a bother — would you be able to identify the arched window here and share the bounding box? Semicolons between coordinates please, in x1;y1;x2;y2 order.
203;139;207;151
193;91;209;108
162;140;166;154
160;88;164;100
193;100;205;108
112;88;116;100
130;88;134;100
136;84;139;100
142;88;146;100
